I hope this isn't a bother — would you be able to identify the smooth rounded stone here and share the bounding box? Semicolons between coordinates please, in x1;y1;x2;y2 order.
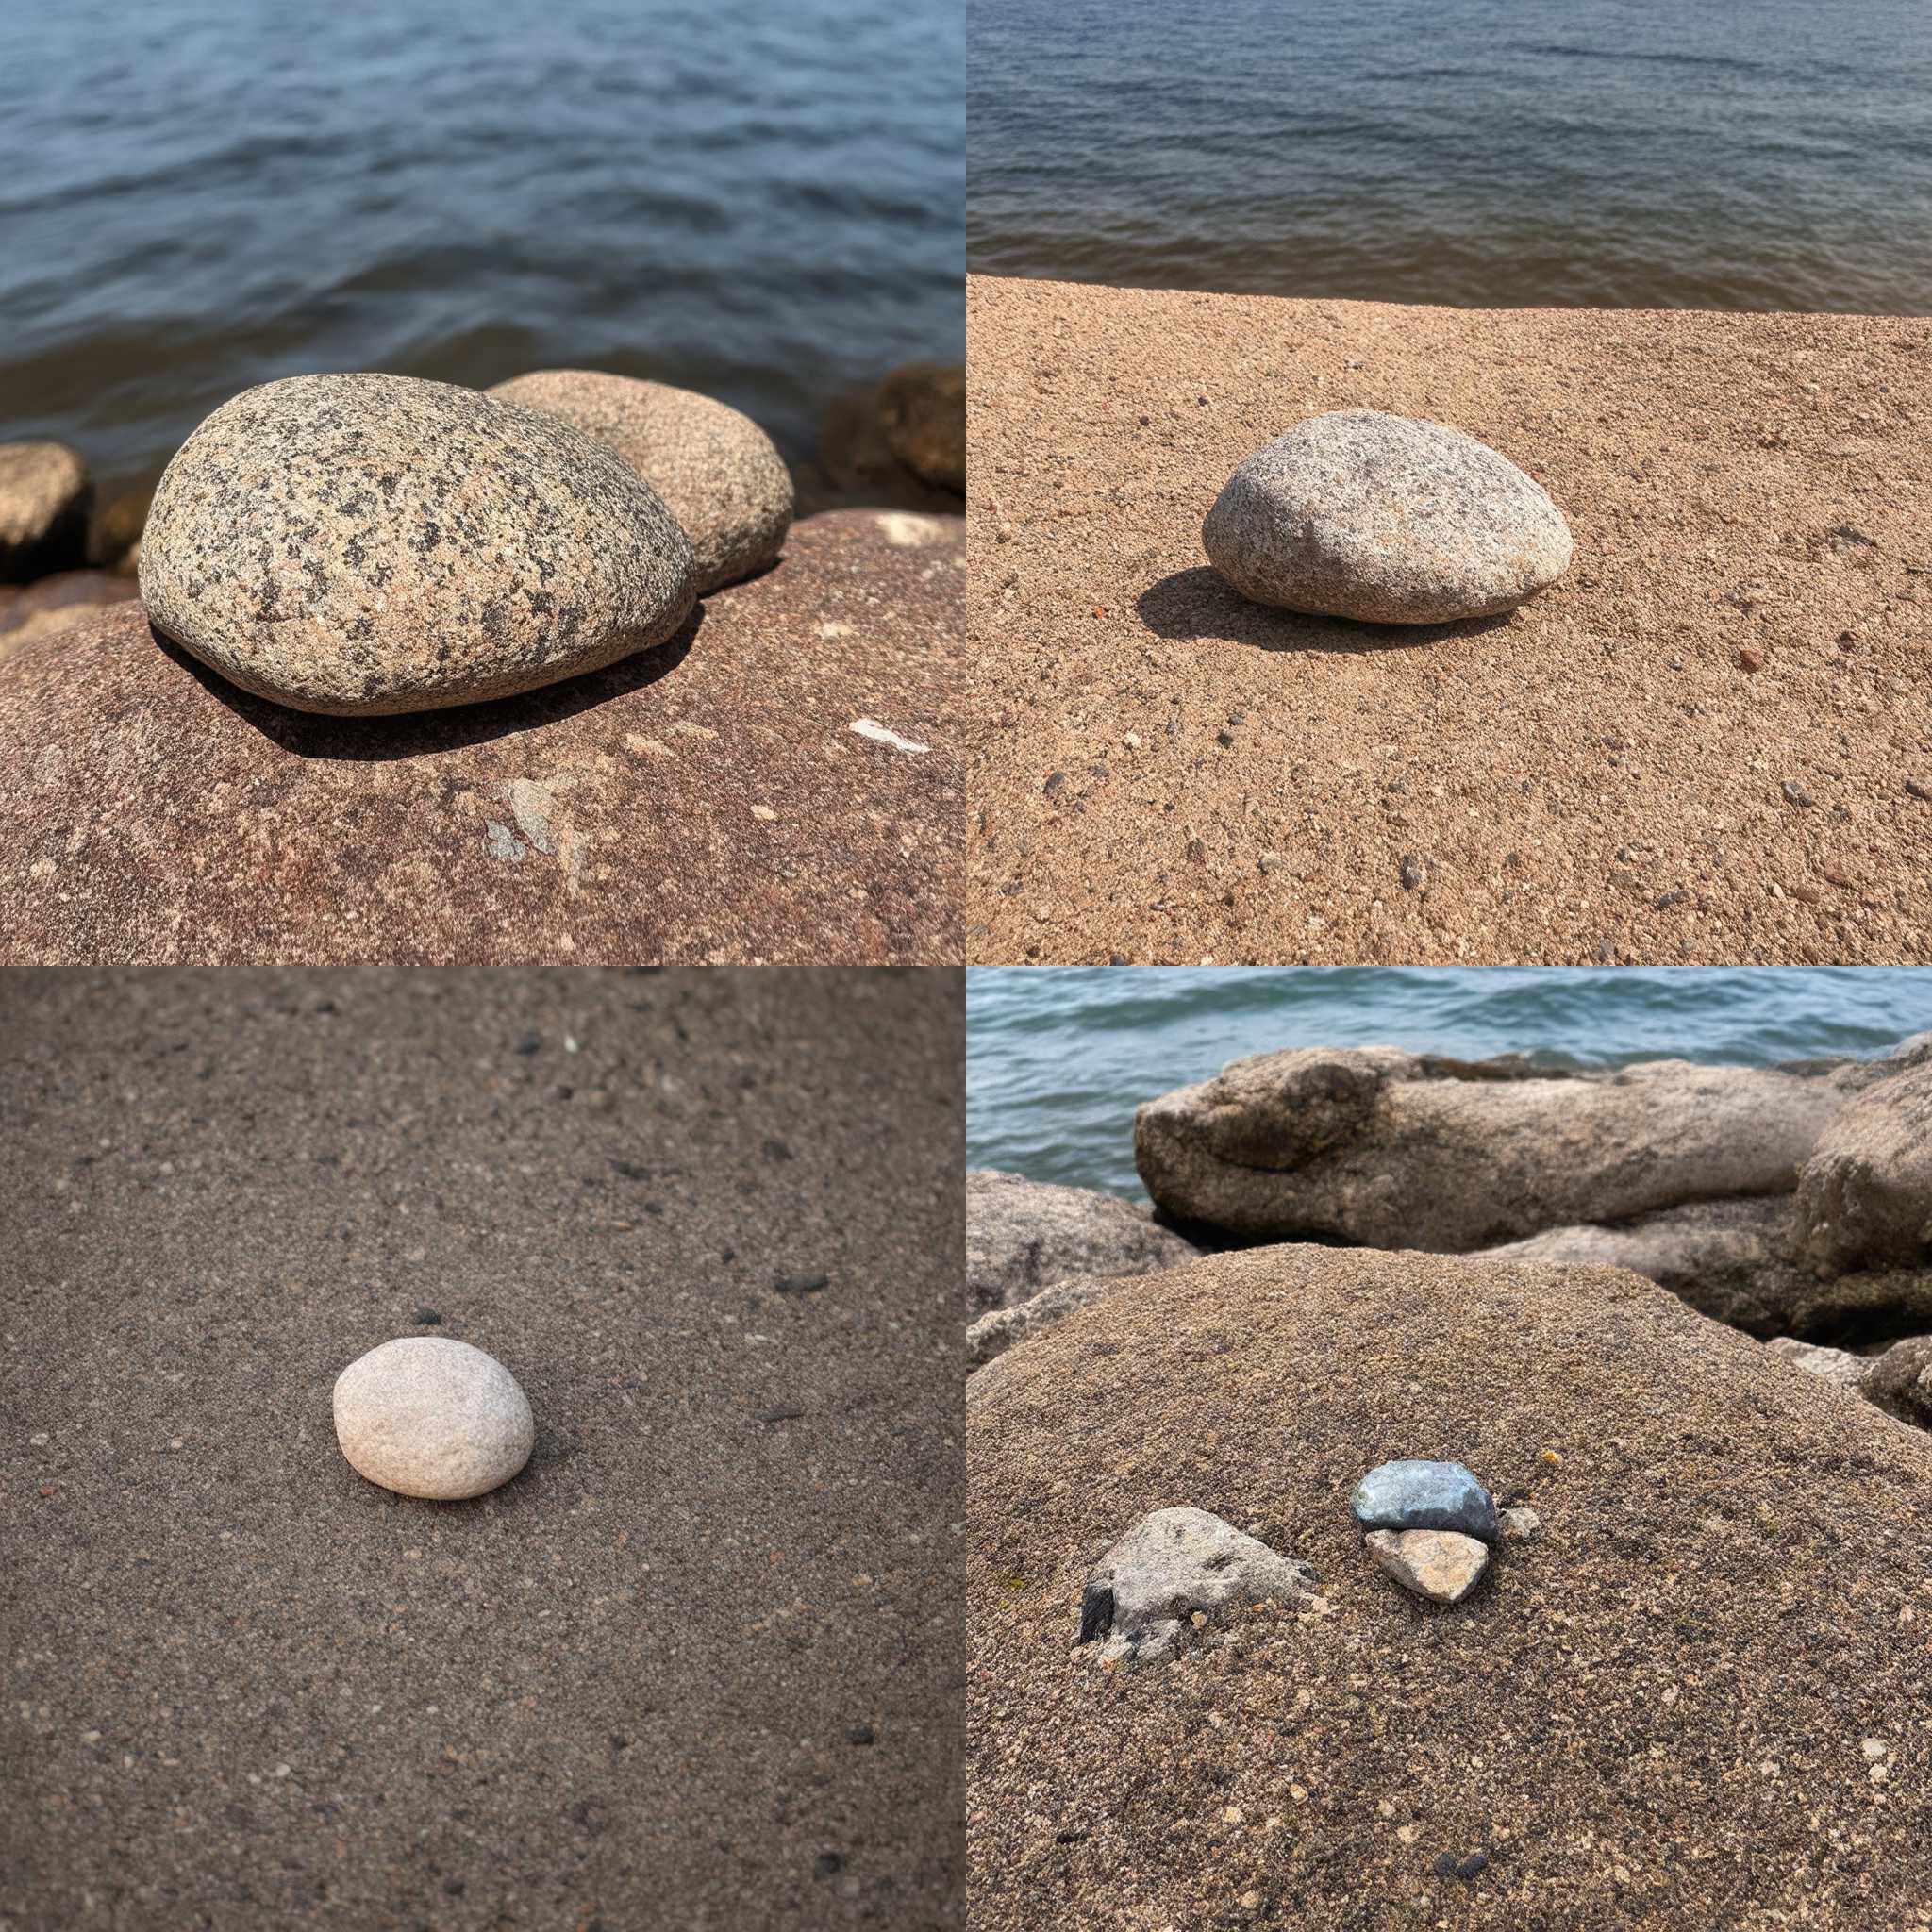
1351;1458;1498;1541
1364;1528;1491;1605
1201;409;1573;624
1862;1335;1932;1430
489;370;792;594
332;1337;533;1499
0;441;92;583
876;361;965;493
140;373;697;716
1791;1061;1932;1275
1077;1507;1320;1666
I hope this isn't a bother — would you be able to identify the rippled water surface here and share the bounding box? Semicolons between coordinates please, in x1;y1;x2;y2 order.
969;0;1932;311
0;0;962;493
968;968;1932;1197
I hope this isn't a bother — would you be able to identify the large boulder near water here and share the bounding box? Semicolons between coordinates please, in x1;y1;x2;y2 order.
488;371;794;593
876;361;965;493
966;1170;1203;1315
139;374;697;715
0;509;960;964
1792;1061;1932;1275
1201;409;1572;623
1134;1048;1851;1247
968;1244;1932;1929
0;440;92;582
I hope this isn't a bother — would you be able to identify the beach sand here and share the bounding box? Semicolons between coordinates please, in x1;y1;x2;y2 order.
967;275;1932;964
1;969;962;1927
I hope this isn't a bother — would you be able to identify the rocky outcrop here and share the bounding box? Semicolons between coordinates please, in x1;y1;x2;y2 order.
875;361;965;494
1792;1062;1932;1275
967;1242;1932;1930
0;510;961;964
965;1170;1203;1316
1134;1047;1851;1248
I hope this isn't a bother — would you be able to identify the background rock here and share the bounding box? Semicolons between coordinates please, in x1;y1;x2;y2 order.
88;481;154;571
0;510;960;964
1201;409;1572;623
966;1273;1125;1371
0;440;92;582
1792;1061;1932;1274
1764;1335;1866;1389
489;371;793;593
0;570;140;659
968;1241;1932;1929
1862;1334;1932;1429
141;374;696;715
876;361;965;493
965;1169;1202;1315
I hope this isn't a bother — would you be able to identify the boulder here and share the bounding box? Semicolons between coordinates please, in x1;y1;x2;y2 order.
966;1274;1122;1372
140;373;696;715
1862;1335;1932;1430
876;361;965;494
0;510;960;964
965;1170;1203;1315
1792;1062;1932;1274
1200;410;1572;624
967;1243;1932;1930
0;441;92;582
1134;1048;1849;1248
488;371;793;593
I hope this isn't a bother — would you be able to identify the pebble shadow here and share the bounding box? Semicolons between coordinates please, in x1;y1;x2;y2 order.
1136;566;1517;653
146;604;704;763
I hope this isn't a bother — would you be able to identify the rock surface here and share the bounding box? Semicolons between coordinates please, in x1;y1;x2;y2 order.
965;1273;1123;1371
1364;1527;1490;1604
1076;1507;1320;1666
876;361;965;493
1201;409;1572;623
489;371;793;593
332;1336;534;1499
89;482;154;571
968;1241;1932;1930
0;441;92;582
964;1170;1202;1315
1134;1047;1849;1246
140;374;697;715
0;510;960;964
0;570;140;658
1792;1062;1932;1274
1765;1335;1867;1390
1863;1334;1932;1429
1351;1458;1497;1541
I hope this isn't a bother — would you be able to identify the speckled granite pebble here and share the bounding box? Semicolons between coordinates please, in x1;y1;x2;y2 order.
1351;1458;1499;1541
490;370;792;593
1202;409;1572;623
333;1336;534;1499
140;374;697;715
1364;1527;1491;1604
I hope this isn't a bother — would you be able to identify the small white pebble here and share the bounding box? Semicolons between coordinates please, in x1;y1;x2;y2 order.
29;1433;48;1446
1223;1806;1242;1824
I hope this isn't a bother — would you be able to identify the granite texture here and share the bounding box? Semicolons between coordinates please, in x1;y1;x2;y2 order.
0;440;92;582
1792;1061;1932;1274
140;374;697;714
0;510;962;964
1351;1458;1499;1541
333;1337;536;1499
490;371;794;593
1364;1527;1491;1604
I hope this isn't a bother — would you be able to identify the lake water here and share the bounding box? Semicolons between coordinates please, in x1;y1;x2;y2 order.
969;0;1932;313
967;968;1932;1197
0;0;962;498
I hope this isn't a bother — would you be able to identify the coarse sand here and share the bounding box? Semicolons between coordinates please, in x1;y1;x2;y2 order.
1;969;961;1928
967;275;1932;964
968;1244;1932;1929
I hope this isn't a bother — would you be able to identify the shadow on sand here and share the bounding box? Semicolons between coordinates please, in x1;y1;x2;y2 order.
1135;566;1518;654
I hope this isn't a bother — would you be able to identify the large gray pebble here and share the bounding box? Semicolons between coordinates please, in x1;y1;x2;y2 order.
1202;409;1572;624
141;374;697;715
333;1337;534;1499
1351;1458;1499;1541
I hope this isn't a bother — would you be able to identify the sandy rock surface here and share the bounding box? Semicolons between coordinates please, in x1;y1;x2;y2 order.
140;374;696;714
0;440;92;582
968;1242;1932;1929
0;510;961;965
1133;1047;1849;1245
966;275;1932;965
1793;1060;1932;1274
965;1169;1202;1314
490;370;793;593
1202;409;1571;622
332;1336;535;1499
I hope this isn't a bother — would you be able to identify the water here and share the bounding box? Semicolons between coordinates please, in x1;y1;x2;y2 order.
0;0;962;500
969;0;1932;312
967;968;1932;1198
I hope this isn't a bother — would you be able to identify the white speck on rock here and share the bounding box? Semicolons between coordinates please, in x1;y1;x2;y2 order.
851;718;929;755
507;779;557;855
484;822;525;862
876;512;947;548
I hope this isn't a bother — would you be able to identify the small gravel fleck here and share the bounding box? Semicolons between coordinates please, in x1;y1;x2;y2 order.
774;1273;830;1294
1398;854;1428;891
1781;780;1814;808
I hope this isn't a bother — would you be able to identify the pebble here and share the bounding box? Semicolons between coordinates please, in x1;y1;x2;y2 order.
489;369;794;591
1351;1459;1499;1541
332;1337;534;1500
1781;779;1814;808
141;374;696;716
1201;410;1572;624
1365;1528;1491;1605
1739;645;1764;672
1498;1506;1541;1541
774;1272;830;1294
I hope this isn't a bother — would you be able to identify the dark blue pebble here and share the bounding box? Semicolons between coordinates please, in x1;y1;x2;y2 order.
1351;1458;1499;1541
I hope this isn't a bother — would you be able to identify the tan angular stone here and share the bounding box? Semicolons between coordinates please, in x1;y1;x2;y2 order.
1364;1528;1490;1604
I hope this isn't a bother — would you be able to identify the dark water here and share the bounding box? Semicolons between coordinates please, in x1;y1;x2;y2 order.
968;968;1932;1197
0;0;962;498
969;0;1932;312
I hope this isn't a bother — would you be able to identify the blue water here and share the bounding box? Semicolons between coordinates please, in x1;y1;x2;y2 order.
967;968;1932;1198
0;0;962;496
969;0;1932;312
